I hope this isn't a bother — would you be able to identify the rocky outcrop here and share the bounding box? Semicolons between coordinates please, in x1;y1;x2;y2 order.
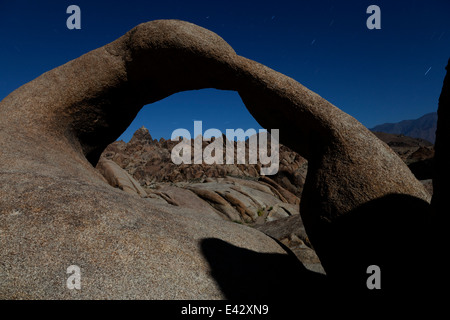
187;177;299;223
372;131;435;192
96;158;148;197
100;126;440;278
103;126;308;197
100;126;302;225
0;19;435;299
372;131;434;163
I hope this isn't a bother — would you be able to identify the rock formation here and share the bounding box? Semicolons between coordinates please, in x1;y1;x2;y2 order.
371;131;434;165
96;158;148;197
97;126;438;276
372;131;435;194
103;126;307;197
0;19;438;299
431;59;449;220
430;59;449;297
97;126;321;271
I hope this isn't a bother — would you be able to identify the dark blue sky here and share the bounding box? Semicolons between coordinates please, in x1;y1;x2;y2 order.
1;0;449;142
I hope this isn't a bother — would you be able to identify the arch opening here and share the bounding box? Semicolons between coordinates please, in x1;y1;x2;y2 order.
117;88;263;143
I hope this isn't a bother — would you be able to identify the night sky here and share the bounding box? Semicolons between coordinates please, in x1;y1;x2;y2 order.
1;0;449;142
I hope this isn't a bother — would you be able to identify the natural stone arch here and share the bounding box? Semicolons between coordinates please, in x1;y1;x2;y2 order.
0;20;435;298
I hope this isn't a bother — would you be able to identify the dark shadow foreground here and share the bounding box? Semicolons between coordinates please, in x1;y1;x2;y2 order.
302;194;437;295
201;194;441;305
200;238;328;301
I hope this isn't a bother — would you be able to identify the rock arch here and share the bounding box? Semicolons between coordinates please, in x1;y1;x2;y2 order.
0;20;437;298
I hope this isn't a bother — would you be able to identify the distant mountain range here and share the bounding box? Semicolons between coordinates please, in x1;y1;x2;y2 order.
370;112;437;144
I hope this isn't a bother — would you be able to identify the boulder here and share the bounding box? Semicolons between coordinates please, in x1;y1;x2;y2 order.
96;158;148;197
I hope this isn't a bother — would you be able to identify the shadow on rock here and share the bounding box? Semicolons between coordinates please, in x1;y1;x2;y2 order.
200;237;328;300
304;193;434;298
